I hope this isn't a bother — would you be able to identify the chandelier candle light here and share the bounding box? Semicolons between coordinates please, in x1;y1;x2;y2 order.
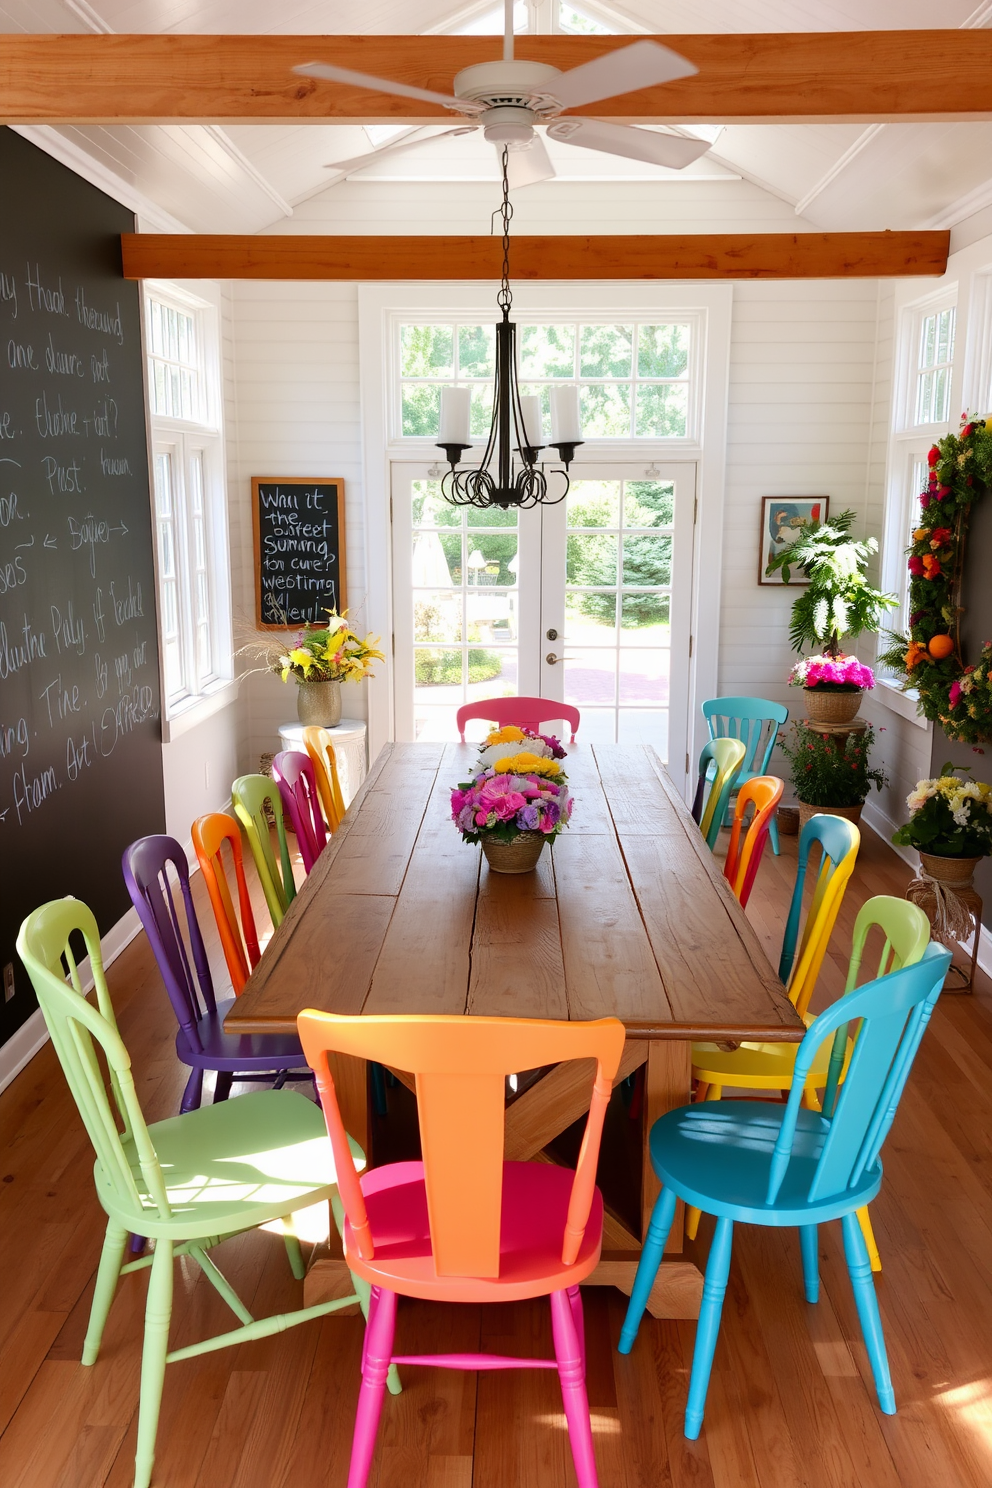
436;149;583;509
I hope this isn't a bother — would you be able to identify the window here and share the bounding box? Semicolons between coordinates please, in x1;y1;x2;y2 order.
914;306;955;426
397;319;695;442
145;287;231;722
558;2;611;33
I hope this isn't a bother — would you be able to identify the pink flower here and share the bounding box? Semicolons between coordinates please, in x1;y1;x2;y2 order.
949;680;962;708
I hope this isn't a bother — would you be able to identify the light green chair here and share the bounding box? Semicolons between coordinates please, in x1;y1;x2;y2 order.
232;773;297;926
17;897;398;1488
692;737;747;850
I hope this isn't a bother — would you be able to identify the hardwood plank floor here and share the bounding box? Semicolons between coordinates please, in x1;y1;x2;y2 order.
1;821;991;1486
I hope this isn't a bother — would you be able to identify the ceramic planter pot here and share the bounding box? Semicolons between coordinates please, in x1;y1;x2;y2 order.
798;800;863;830
919;852;982;887
480;834;547;874
803;687;863;725
296;679;342;728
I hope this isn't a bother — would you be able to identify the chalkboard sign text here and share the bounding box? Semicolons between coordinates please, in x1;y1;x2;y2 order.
252;477;346;630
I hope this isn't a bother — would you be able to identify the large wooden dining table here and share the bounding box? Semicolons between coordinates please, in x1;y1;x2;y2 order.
226;740;805;1319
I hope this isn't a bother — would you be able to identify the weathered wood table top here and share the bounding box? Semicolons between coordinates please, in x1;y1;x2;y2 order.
226;741;803;1044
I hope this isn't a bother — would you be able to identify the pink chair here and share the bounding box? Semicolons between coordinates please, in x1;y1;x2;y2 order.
456;695;580;743
271;750;327;874
296;1010;626;1488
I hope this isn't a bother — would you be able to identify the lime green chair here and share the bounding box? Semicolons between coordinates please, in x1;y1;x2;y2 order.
232;773;297;927
16;897;398;1488
691;737;747;850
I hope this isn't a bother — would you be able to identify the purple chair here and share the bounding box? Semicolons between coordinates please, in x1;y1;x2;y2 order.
272;750;328;875
122;835;312;1113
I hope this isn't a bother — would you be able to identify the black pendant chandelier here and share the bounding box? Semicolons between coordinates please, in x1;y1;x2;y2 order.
436;148;583;509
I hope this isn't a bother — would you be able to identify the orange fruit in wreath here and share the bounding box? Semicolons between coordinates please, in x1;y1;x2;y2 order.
928;634;955;660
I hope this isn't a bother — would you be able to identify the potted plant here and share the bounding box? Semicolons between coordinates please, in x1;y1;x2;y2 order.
892;765;992;885
275;612;384;726
778;721;887;829
451;725;573;873
766;509;897;722
787;654;878;726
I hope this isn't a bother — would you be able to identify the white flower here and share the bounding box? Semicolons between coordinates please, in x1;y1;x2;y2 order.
477;737;552;770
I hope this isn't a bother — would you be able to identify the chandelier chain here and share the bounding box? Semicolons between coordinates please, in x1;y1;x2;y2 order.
498;147;513;317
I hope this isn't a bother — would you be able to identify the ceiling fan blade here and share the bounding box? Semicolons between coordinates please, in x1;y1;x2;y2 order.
504;134;556;189
545;40;696;111
294;61;486;115
324;127;475;175
546;117;710;170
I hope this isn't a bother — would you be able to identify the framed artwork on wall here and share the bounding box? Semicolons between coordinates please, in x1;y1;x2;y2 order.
758;496;830;585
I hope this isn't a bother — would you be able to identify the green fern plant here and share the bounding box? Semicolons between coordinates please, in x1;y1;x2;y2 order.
765;509;897;657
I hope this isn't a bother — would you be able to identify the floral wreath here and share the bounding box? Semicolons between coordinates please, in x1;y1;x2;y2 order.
879;415;992;745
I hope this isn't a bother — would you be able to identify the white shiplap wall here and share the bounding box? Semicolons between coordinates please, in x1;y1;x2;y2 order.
226;281;368;768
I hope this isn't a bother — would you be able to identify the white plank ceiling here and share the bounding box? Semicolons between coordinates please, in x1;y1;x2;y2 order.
3;0;992;238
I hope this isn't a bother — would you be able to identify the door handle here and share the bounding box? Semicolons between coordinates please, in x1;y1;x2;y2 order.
545;653;575;665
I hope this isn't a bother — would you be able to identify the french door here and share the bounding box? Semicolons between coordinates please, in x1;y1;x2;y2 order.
391;461;695;772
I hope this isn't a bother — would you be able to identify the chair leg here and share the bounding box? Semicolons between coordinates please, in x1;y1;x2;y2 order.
82;1220;128;1365
283;1231;306;1280
133;1238;174;1488
213;1071;234;1103
347;1285;398;1488
567;1284;586;1376
686;1084;722;1241
180;1067;203;1113
841;1211;895;1415
618;1185;677;1354
856;1206;882;1273
370;1062;388;1118
799;1225;819;1304
684;1216;734;1440
551;1288;599;1488
769;815;781;856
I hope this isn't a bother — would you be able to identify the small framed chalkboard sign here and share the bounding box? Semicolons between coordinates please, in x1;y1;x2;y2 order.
252;477;347;629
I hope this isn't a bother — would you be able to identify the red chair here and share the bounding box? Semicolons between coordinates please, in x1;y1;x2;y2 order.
296;1010;625;1488
272;750;327;874
456;695;580;743
723;776;784;908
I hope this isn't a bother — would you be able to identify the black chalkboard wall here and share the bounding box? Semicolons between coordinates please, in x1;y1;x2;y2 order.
0;128;165;1048
252;476;347;628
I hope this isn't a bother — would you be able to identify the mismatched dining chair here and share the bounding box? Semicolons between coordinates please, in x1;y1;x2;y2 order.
722;775;784;907
192;812;262;994
456;696;581;743
232;773;297;926
122;834;311;1111
702;695;789;854
296;1009;626;1488
619;942;952;1439
16;896;375;1488
691;736;747;851
303;725;347;832
272;749;328;875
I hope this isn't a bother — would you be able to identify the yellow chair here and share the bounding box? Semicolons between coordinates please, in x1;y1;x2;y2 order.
688;814;861;1241
303;726;347;833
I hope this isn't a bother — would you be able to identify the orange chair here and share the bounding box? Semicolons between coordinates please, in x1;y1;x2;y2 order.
296;1011;626;1488
303;725;347;832
191;813;262;995
722;775;784;907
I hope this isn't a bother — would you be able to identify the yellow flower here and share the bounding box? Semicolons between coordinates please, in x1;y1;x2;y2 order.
486;726;527;745
493;751;561;777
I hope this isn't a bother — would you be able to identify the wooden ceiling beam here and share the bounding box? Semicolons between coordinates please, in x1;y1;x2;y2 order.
1;32;991;124
120;232;949;281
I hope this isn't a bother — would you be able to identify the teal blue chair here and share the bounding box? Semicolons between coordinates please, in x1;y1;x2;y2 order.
702;697;789;854
618;941;951;1439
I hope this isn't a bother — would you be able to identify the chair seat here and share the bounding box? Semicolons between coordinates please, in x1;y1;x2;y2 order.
343;1160;603;1303
692;1020;853;1090
94;1088;361;1241
176;997;308;1073
650;1100;881;1228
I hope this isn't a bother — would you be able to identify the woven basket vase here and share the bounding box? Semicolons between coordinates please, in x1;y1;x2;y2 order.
481;834;547;874
803;687;864;725
919;852;982;887
798;801;863;831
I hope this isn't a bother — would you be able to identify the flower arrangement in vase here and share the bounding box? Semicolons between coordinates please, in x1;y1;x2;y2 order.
275;611;384;727
892;765;992;884
451;725;573;873
778;720;887;828
767;508;896;724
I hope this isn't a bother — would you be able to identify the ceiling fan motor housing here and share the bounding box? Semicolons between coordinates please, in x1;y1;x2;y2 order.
453;60;564;116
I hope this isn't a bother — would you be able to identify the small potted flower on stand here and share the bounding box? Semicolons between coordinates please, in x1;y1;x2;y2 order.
789;654;878;725
892;766;992;886
451;725;573;873
275;612;384;727
778;720;887;829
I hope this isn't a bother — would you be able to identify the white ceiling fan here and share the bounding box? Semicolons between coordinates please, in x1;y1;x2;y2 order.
294;0;711;188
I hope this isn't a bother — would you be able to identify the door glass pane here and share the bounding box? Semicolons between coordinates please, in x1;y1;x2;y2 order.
408;479;519;740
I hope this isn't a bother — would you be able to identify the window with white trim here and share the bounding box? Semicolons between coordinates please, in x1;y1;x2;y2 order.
145;285;232;718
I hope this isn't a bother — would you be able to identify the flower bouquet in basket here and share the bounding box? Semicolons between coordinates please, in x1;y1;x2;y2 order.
788;654;876;726
892;765;992;884
451;725;573;874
